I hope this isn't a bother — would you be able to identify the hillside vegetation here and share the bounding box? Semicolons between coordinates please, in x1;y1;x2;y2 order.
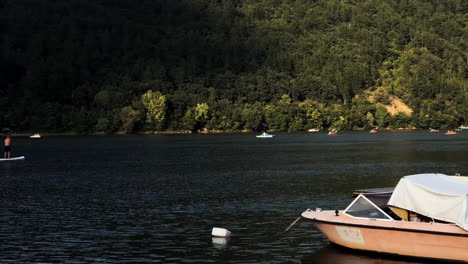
1;0;467;133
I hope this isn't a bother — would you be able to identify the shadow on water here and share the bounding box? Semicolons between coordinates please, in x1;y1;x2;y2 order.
302;244;436;264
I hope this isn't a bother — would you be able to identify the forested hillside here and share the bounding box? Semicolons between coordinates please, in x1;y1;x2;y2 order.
1;0;467;133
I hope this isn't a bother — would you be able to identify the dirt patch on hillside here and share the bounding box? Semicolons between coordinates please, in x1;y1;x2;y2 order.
381;96;413;116
368;92;413;116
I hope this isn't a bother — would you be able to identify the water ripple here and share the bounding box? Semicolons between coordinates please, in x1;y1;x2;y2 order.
1;133;467;263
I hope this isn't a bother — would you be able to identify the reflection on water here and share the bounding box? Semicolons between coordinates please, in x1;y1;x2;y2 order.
1;132;467;263
212;237;231;249
303;245;427;264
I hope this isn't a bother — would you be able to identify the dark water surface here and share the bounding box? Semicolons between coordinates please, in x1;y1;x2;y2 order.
1;131;467;263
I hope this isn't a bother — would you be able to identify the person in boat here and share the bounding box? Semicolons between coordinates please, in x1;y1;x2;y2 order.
4;136;11;159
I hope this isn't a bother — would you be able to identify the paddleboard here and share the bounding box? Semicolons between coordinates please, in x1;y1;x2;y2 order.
0;156;25;161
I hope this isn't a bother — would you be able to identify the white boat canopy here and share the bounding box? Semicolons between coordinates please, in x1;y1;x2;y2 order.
388;173;468;231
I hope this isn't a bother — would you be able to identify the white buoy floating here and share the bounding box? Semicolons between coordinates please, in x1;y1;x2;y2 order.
212;227;231;248
211;227;231;238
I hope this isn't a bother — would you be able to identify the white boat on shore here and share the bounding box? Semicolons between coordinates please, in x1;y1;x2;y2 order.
301;173;468;262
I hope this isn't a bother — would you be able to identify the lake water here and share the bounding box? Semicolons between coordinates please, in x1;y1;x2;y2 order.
1;131;467;263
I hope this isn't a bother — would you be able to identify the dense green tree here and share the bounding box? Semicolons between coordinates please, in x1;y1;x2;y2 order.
194;103;210;129
120;106;142;134
375;106;391;128
0;0;466;133
142;90;167;130
241;102;267;131
299;100;324;129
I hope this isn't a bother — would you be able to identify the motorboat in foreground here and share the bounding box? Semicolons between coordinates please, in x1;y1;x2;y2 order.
256;132;275;138
301;173;468;262
327;130;337;136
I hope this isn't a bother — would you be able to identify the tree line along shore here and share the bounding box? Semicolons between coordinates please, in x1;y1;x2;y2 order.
1;0;467;134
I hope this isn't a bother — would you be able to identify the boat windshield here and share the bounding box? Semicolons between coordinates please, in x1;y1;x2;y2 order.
344;195;393;220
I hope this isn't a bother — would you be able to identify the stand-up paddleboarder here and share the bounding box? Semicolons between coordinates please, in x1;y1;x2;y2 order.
4;136;11;159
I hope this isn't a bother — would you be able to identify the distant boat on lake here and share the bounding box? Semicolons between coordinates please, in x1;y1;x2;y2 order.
369;129;378;133
459;125;468;130
308;128;320;132
30;133;41;138
327;130;337;136
256;132;275;138
429;128;439;132
445;130;457;135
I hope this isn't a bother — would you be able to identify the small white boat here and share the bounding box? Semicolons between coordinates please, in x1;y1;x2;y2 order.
256;132;275;138
30;133;41;138
308;128;320;132
0;156;25;161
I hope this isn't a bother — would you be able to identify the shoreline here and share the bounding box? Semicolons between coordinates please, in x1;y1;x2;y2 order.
3;127;436;137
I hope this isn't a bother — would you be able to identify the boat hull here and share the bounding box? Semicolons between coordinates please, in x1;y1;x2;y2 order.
302;210;468;262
